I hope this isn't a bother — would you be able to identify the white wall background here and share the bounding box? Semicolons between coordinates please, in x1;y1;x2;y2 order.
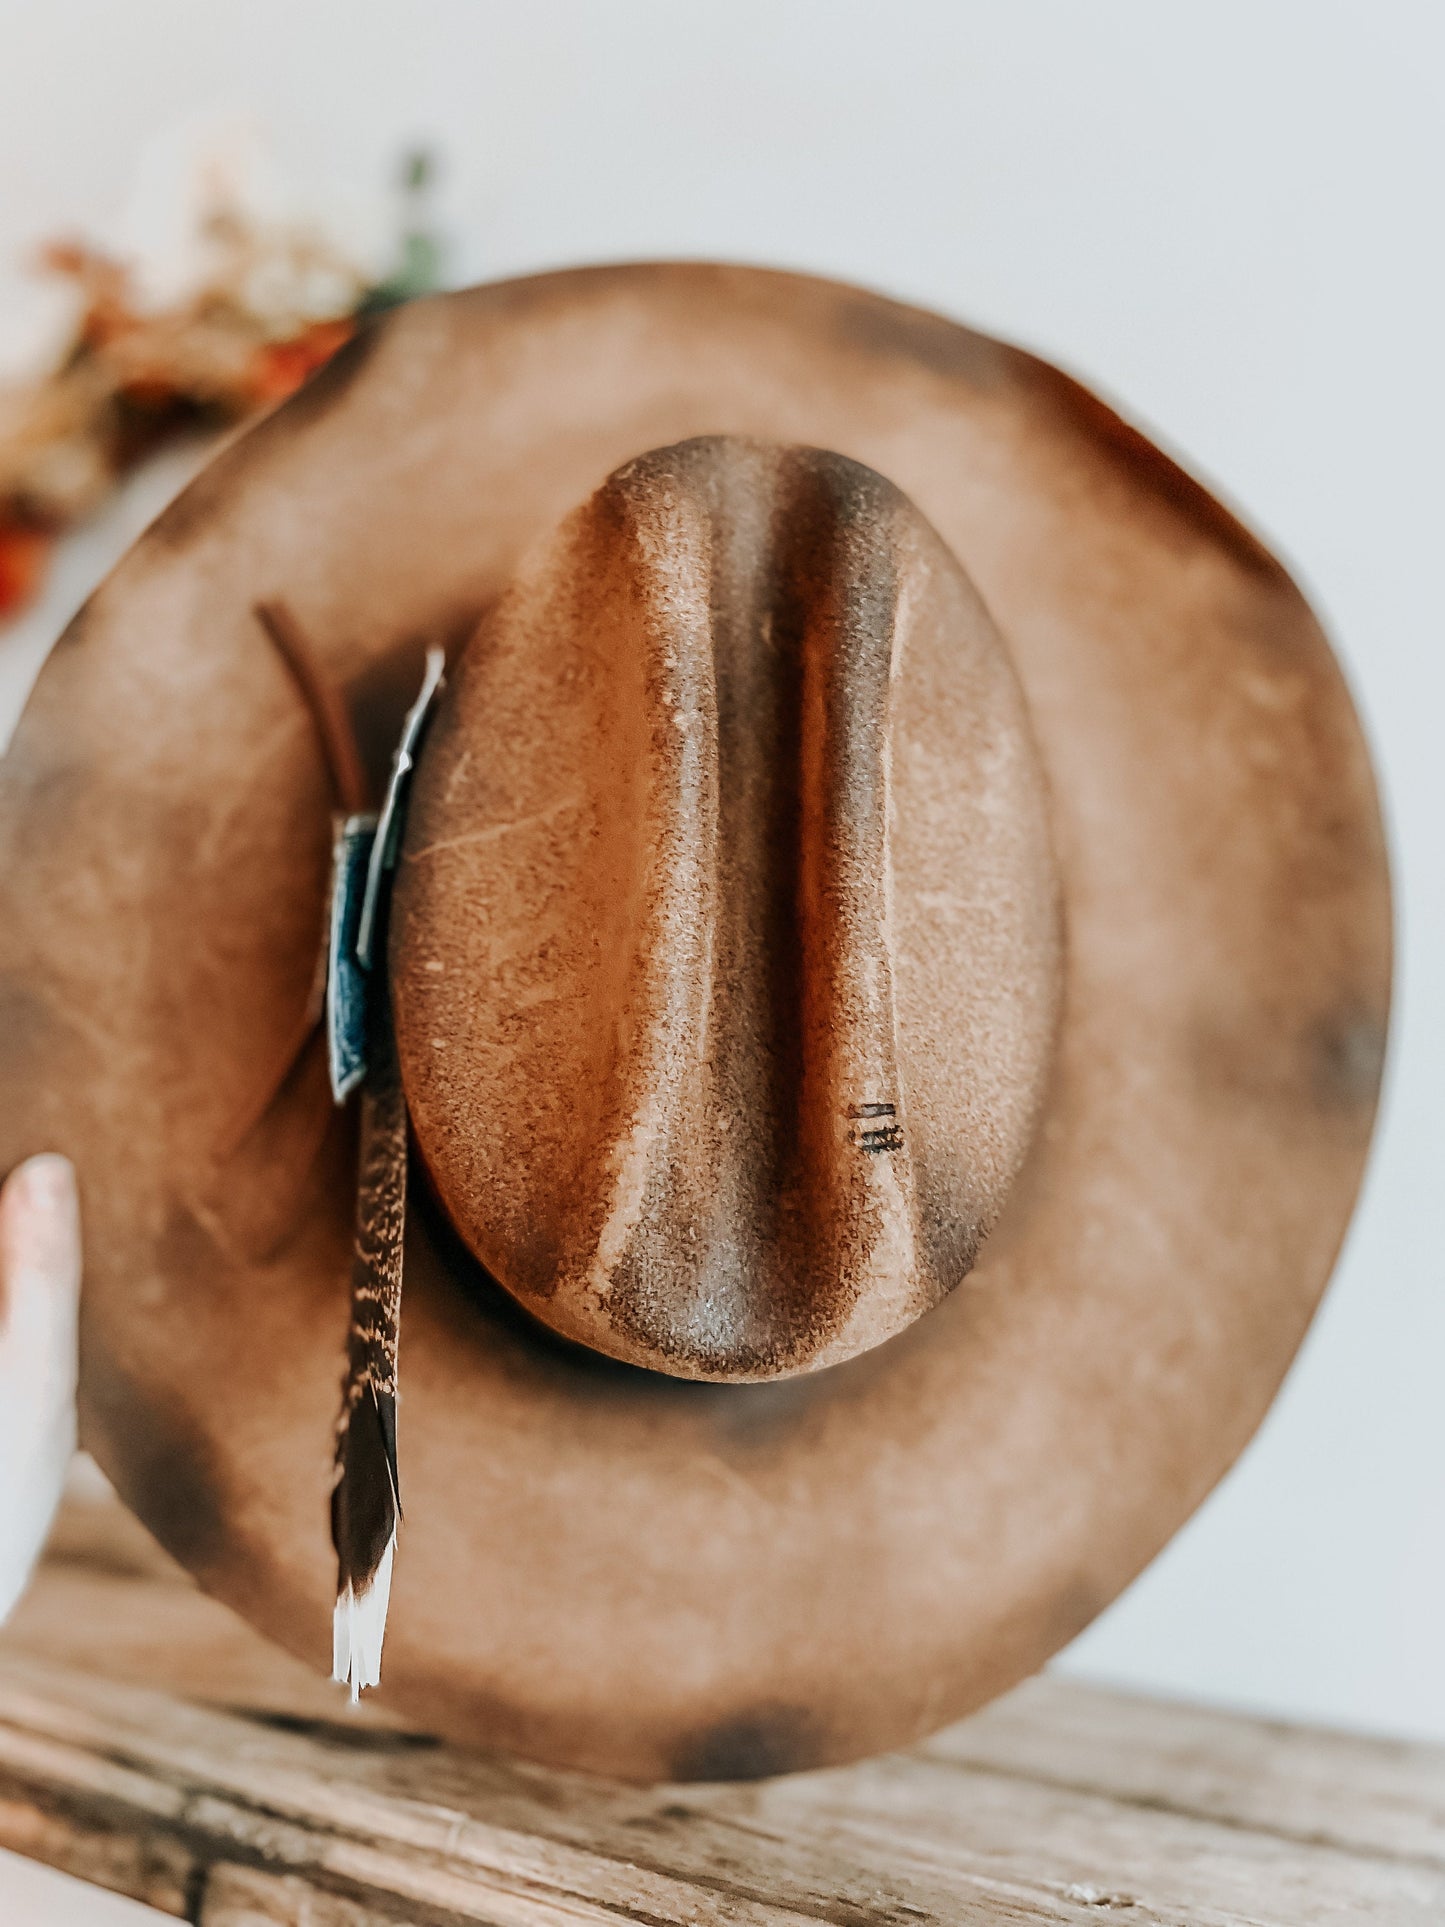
1;0;1441;1758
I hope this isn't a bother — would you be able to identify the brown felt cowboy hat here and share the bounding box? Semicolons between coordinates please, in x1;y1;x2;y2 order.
0;264;1390;1780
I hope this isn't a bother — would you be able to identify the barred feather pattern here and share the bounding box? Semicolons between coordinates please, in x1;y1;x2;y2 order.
331;982;407;1700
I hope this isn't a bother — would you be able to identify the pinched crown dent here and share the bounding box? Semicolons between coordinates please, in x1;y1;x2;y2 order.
391;437;1062;1379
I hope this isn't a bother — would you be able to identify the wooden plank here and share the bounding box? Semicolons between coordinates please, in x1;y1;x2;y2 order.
199;1865;408;1926
932;1673;1445;1868
3;1643;1445;1926
0;1803;192;1917
0;1847;176;1925
3;1481;1445;1926
27;1543;1440;1878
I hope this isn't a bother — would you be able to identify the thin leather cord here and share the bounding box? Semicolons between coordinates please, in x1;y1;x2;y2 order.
212;605;371;1165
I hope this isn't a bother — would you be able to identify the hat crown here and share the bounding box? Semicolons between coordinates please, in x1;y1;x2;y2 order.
392;437;1061;1378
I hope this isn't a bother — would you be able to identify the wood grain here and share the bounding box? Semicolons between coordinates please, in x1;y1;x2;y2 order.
0;1481;1442;1926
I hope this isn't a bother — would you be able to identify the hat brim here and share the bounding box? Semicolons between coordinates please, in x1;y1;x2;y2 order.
0;265;1389;1780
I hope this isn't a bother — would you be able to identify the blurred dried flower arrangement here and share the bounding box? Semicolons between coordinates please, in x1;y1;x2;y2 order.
0;142;442;621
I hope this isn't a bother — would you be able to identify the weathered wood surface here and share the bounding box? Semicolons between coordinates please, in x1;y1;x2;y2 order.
2;1477;1444;1925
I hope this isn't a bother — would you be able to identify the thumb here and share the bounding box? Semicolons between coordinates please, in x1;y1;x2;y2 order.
0;1154;81;1625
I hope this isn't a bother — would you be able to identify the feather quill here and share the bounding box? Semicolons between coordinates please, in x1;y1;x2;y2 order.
329;645;444;1698
331;975;407;1699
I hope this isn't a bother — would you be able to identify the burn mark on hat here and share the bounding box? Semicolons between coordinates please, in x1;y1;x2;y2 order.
145;441;247;553
829;287;1006;387
1042;1573;1113;1651
670;1703;824;1782
44;598;93;658
1192;997;1388;1120
82;1356;232;1580
1311;1005;1388;1112
1026;356;1284;584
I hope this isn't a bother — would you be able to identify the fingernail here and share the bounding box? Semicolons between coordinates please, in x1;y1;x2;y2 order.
9;1154;77;1215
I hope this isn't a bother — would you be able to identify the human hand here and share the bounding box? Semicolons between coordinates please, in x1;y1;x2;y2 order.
0;1155;80;1625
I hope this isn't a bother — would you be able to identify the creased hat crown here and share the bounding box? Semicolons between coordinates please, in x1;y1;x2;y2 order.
392;436;1062;1378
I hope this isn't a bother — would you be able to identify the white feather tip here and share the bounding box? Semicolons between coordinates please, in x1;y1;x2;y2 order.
332;1527;396;1703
